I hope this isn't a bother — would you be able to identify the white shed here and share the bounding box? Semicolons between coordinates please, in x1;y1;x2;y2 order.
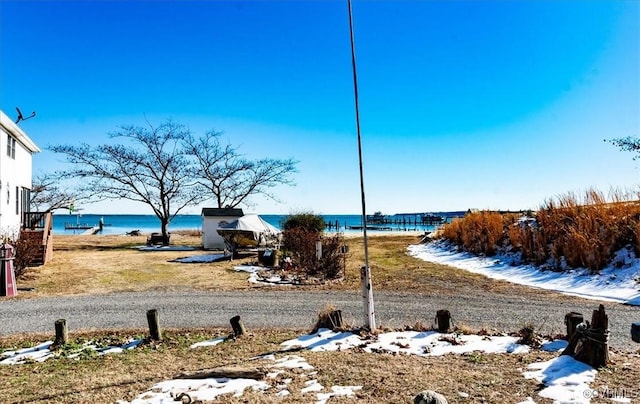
201;208;244;250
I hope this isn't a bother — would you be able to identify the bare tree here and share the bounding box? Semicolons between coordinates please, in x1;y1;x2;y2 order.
607;136;640;160
50;120;202;243
182;130;298;208
30;172;85;212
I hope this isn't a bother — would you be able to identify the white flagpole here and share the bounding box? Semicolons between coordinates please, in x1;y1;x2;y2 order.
347;0;376;331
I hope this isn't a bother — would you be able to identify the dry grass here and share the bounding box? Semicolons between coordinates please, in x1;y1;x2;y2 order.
441;188;640;273
5;232;640;402
1;328;638;404
17;234;256;296
15;232;581;303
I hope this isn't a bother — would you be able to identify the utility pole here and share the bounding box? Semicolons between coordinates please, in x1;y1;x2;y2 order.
347;0;376;331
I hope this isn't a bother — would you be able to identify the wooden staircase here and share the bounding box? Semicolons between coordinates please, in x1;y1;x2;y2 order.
20;211;53;265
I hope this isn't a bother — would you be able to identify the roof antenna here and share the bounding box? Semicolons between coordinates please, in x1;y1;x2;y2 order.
15;107;36;124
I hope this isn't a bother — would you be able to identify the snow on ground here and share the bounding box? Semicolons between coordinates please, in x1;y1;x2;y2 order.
118;328;577;404
6;240;635;403
0;327;602;404
0;339;143;365
233;264;299;285
118;352;362;404
408;240;640;306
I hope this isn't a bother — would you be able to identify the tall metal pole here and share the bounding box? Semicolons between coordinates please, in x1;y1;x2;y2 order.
347;0;376;331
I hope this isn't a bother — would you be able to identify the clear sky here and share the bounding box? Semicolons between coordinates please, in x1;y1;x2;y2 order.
1;0;638;215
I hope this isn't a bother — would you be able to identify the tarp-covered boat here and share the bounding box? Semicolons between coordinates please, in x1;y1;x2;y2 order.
217;214;281;250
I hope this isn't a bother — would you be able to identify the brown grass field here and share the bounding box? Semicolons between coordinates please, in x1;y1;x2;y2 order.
2;233;639;403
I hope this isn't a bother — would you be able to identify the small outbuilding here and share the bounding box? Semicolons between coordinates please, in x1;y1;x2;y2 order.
201;208;244;250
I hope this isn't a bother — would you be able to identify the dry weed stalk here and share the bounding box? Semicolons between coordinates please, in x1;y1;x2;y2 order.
441;187;640;272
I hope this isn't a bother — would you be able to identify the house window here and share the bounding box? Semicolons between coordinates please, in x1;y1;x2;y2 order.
6;135;16;159
16;186;19;215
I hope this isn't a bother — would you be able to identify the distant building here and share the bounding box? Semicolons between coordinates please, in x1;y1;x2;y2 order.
0;110;40;236
201;207;244;250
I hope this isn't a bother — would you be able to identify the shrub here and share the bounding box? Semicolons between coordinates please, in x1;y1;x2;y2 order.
441;211;505;256
281;212;344;280
13;236;42;279
282;213;326;233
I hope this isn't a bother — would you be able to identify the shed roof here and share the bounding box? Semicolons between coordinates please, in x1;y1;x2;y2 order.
201;207;244;217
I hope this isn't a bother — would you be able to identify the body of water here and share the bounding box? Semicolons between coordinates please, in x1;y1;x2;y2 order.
52;213;446;235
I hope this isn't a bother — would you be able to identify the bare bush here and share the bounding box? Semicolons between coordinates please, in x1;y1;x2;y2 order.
13;236;42;279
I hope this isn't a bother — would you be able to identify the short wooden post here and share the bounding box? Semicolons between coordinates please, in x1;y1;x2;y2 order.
565;304;610;368
564;312;584;340
146;309;162;340
435;309;451;333
54;318;68;346
230;315;246;337
632;322;640;343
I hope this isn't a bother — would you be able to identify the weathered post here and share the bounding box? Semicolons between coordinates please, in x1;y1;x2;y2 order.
564;312;584;340
435;310;452;333
563;304;609;368
146;309;162;340
230;315;246;337
54;319;68;346
632;322;640;343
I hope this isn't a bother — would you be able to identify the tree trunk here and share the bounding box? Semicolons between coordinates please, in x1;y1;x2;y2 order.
160;218;170;245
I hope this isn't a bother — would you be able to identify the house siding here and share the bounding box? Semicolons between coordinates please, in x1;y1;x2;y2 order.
0;111;40;237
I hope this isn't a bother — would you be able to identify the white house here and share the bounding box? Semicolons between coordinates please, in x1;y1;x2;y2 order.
0;110;41;236
201;207;244;250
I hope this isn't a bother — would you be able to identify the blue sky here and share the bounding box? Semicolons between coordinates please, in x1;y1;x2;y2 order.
1;0;638;215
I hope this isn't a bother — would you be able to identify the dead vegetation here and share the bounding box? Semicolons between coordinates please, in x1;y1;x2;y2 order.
1;327;638;404
3;227;640;402
441;187;640;273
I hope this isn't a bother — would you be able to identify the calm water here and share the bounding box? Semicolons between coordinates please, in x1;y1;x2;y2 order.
52;213;442;235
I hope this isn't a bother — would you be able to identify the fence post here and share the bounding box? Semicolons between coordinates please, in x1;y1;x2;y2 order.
564;312;584;340
435;310;451;333
230;315;246;337
54;319;68;346
147;309;162;340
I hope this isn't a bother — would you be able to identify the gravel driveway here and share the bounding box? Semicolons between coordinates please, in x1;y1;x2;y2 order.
1;290;638;351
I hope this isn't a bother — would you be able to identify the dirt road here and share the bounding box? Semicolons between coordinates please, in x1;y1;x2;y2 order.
2;289;638;351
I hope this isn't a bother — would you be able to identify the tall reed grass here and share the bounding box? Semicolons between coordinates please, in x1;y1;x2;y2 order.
440;187;640;273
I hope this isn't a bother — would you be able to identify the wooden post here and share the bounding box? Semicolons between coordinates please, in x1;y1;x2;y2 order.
632;322;640;343
435;310;451;333
564;312;584;340
146;309;162;340
230;315;246;337
54;319;68;346
564;304;610;368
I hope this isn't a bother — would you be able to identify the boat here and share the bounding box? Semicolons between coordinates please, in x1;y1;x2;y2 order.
421;213;444;225
367;211;387;224
217;214;281;250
